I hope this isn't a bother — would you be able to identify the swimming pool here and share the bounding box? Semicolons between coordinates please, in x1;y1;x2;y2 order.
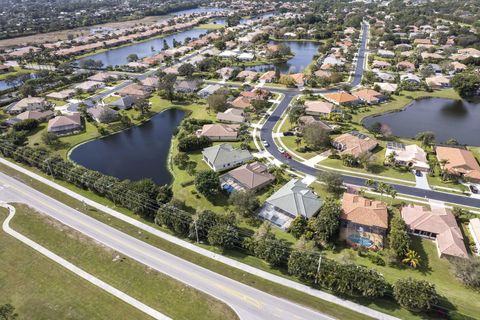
348;235;374;247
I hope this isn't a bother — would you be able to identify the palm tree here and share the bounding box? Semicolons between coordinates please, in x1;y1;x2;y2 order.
295;137;302;148
365;179;375;189
402;249;421;268
388;188;397;205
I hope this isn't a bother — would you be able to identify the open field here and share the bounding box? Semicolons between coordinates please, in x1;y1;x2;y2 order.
0;208;151;320
7;204;238;320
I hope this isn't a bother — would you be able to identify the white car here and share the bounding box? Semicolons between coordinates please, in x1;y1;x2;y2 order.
277;147;285;154
261;140;269;147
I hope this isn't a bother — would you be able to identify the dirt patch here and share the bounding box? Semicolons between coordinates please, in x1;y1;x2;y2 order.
0;15;170;50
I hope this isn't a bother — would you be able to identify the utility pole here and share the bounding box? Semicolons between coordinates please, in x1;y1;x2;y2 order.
194;220;199;243
315;255;322;284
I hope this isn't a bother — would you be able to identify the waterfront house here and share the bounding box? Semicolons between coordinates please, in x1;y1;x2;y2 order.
352;89;385;104
5;97;50;115
202;143;253;172
425;75;450;89
258;179;323;229
401;204;468;259
237;70;258;82
340;193;388;248
332;131;378;157
435;146;480;183
322;91;360;106
47;113;82;135
196;124;240;141
118;84;151;99
385;142;430;171
109;95;135;110
217;67;236;80
0;64;14;73
373;82;398;93
259;71;276;83
87;105;119;123
220;161;275;192
216;108;245;124
88;72;120;83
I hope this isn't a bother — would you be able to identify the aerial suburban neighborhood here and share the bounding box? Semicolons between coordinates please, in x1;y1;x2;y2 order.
0;0;480;320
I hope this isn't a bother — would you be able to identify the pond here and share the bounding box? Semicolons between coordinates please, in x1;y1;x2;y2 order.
77;28;209;67
362;98;480;146
0;73;36;91
69;108;186;185
172;7;226;16
245;40;320;73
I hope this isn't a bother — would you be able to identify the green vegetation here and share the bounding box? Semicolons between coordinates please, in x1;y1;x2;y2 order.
196;23;224;30
0;67;33;81
8;205;238;320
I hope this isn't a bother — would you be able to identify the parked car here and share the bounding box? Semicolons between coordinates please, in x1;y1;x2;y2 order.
283;131;294;136
277;147;285;154
284;152;292;159
415;170;422;177
261;139;269;147
470;185;478;194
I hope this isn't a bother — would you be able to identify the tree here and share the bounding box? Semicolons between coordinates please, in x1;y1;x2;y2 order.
303;123;330;150
453;257;480;289
178;63;195;78
127;53;139;62
369;122;382;135
41;132;60;146
254;236;290;267
207;224;239;250
207;93;228;112
288;104;305;124
189;210;218;241
288;249;318;282
388;214;411;260
415;131;435;148
402;249;421;268
177;135;212;152
317;171;343;194
393;278;438;312
158;73;177;101
451;71;480;98
289;216;307;239
226;15;241;27
194;170;220;200
0;304;17;320
18;83;35;97
307;199;342;244
134;99;150;116
229;190;260;218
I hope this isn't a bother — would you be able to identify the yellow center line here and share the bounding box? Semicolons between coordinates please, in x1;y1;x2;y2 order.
1;177;264;309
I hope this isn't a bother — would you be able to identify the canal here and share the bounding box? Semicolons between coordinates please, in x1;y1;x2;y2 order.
362;97;480;146
69;108;186;185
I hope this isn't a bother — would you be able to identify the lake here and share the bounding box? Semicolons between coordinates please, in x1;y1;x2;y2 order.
77;28;208;67
70;108;186;185
363;98;480;146
172;7;226;16
246;40;320;73
0;73;36;91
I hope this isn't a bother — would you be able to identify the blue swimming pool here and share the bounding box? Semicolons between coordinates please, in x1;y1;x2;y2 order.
348;235;374;247
222;184;234;193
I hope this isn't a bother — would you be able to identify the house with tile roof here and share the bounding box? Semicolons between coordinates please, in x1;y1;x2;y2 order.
258;179;323;229
5;97;50;115
216;108;245;124
352;89;386;104
303;100;337;116
469;218;480;256
385;142;430;172
436;146;480;183
332;131;378;157
220;161;275;192
47;113;82;135
340;193;388;248
401;204;468;258
196;124;240;141
202;143;253;172
322;91;360;106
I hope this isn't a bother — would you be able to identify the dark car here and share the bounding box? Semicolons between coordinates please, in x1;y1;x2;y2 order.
284;152;292;159
283;131;294;136
470;185;479;194
415;170;422;177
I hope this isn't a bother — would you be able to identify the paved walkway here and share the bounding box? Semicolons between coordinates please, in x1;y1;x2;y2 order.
0;157;399;320
414;172;431;190
303;154;329;168
0;202;170;320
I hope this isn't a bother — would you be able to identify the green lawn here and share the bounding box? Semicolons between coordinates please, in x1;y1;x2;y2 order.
46;98;67;106
0;67;33;81
103;95;120;104
0;208;150;320
9;204;238;320
0;162;371;320
196;23;224;30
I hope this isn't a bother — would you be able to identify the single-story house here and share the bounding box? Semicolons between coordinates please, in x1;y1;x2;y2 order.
0;64;14;74
313;69;332;78
371;60;391;70
238;52;255;61
175;80;200;93
202;143;253;172
400;73;422;86
332;131;378;157
401;204;468;259
436;146;480;183
230;96;252;110
47;113;82;135
298;116;331;131
322;91;360;106
468;218;480;256
377;49;395;58
352;89;386;104
258;179;323;229
259;71;276;83
87;105;119;123
374;71;395;82
425;75;450;89
385;142;430;171
288;73;306;87
197;84;223;98
109;95;136;110
117;84;151;99
74;81;105;93
373;82;398;93
216;108;245;124
141;77;159;89
46;89;75;100
341;193;388;248
237;70;258;82
217;67;236;80
196;123;240;141
304;100;337;116
396;61;416;72
5;97;50;115
220;161;275;192
88;72;120;83
7;110;54;125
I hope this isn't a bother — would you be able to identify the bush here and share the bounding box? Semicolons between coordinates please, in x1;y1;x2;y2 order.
393;278;438;312
453;257;480;289
368;253;385;266
178;135;212;152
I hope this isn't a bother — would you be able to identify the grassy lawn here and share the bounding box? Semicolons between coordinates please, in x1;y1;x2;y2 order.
46;98;67;106
196;23;224;30
103;95;120;104
0;208;150;320
323;236;480;320
0;162;371;320
0;67;33;81
8;204;237;320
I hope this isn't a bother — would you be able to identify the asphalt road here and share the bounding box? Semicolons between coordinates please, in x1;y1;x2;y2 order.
259;23;480;209
0;172;333;320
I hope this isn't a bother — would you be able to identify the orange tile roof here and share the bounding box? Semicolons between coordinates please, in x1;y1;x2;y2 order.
436;146;480;182
323;91;359;104
341;193;388;229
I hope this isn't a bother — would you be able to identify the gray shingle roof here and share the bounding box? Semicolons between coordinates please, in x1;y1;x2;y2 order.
202;144;252;167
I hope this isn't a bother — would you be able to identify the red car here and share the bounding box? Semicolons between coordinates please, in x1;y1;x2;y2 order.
283;152;292;159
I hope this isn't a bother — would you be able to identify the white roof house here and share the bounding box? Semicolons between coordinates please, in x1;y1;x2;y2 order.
385;143;430;171
238;52;255;61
